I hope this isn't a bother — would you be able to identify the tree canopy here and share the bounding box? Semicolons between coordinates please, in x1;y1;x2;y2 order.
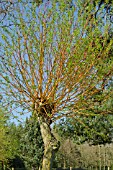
0;107;19;162
0;0;113;122
0;107;9;161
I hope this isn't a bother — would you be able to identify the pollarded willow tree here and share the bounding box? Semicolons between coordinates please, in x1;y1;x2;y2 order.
0;0;113;169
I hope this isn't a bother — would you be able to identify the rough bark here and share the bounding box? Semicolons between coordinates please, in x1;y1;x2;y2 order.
38;116;60;170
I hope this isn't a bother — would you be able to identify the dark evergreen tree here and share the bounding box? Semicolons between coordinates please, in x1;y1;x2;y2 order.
54;114;113;145
20;116;44;170
2;123;25;169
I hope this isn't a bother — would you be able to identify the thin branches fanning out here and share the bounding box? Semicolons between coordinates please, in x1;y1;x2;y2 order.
0;0;113;123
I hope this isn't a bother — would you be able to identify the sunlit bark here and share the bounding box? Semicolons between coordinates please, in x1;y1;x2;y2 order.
38;116;60;170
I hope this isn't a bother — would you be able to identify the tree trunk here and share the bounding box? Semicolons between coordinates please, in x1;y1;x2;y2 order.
38;116;60;170
98;145;101;170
